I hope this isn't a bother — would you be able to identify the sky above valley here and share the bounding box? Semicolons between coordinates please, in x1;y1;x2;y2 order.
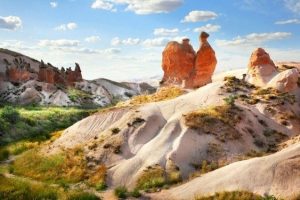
0;0;300;81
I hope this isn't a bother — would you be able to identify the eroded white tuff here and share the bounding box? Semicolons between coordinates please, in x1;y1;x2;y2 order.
150;142;300;200
48;68;300;199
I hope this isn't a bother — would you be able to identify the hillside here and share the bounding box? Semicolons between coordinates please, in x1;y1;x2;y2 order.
0;48;155;107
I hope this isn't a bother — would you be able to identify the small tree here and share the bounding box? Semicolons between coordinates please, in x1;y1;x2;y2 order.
223;95;237;107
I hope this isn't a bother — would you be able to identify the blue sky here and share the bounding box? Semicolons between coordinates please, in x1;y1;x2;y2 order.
0;0;299;81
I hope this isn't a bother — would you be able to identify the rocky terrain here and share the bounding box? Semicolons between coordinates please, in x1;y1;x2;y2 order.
39;47;300;199
0;48;155;107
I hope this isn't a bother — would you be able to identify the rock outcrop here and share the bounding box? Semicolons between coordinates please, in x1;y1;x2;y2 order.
246;48;299;92
38;61;82;86
161;32;217;89
246;48;278;86
189;39;217;88
161;40;195;86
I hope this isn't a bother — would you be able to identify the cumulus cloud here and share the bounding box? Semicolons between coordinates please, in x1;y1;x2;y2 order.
215;32;292;47
102;48;121;54
181;10;218;23
284;0;300;13
91;0;183;14
50;2;58;8
111;37;141;46
91;0;116;11
154;28;179;36
38;39;80;47
0;16;22;30
142;37;170;47
275;19;300;24
194;24;221;33
55;22;78;31
85;36;101;43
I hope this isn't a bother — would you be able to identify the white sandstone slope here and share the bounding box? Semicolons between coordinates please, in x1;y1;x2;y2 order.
150;142;300;200
47;68;300;199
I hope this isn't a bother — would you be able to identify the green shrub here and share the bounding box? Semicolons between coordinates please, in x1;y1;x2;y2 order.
0;149;9;161
130;188;141;198
195;191;266;200
1;106;20;123
0;175;58;200
95;181;107;191
114;186;128;199
223;95;237;106
66;191;99;200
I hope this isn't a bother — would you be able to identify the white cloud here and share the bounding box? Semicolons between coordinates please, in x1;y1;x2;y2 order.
55;22;78;31
102;48;121;54
38;39;80;47
154;28;179;36
50;2;58;8
111;37;140;46
91;0;116;11
0;16;22;30
85;36;101;43
91;0;182;14
142;37;170;47
284;0;300;13
181;10;218;23
216;32;292;47
194;24;221;33
275;19;300;24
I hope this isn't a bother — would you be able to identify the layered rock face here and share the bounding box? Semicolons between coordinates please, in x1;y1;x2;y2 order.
37;61;82;86
161;35;217;89
162;41;195;86
246;48;299;92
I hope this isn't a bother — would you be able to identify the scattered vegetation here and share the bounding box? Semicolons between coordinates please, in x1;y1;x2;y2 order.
136;164;181;192
184;105;243;142
0;175;100;200
195;191;280;200
114;186;128;199
67;88;93;103
12;147;87;184
117;86;184;107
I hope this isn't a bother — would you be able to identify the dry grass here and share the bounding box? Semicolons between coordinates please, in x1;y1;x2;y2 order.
88;165;107;186
184;105;242;142
12;147;86;184
195;191;269;200
117;86;185;107
136;165;166;190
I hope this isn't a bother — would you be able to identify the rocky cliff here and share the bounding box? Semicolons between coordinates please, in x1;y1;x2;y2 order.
0;48;155;106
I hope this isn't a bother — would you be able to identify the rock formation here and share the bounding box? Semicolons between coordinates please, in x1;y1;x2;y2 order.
246;48;299;92
161;39;195;86
189;32;217;88
161;32;217;89
246;48;278;86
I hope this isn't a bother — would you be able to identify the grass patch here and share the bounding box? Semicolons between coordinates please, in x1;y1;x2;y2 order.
0;106;95;145
117;86;184;107
12;148;86;184
184;105;242;142
0;175;100;200
114;186;128;199
67;88;93;103
0;175;58;200
195;191;279;200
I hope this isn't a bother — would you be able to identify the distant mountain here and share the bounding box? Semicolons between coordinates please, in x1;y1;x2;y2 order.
0;48;156;106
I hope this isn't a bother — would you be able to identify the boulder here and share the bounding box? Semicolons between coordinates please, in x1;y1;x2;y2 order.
246;48;299;92
267;68;299;92
161;40;195;86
